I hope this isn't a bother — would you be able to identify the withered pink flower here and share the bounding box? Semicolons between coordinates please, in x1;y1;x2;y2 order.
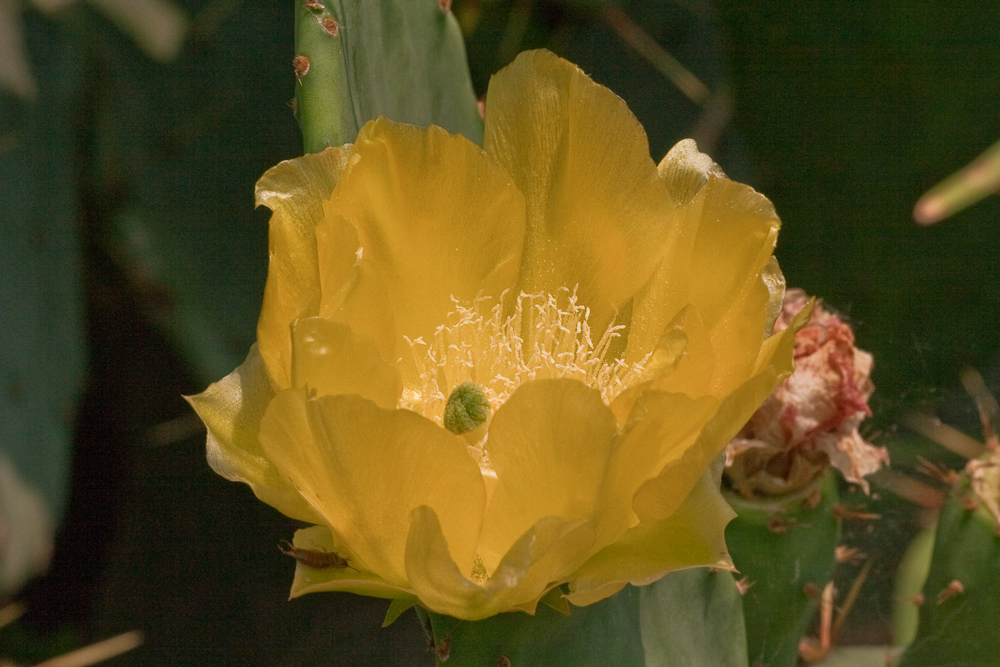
726;288;887;497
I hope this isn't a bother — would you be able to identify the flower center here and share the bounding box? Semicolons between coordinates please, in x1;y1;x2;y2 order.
443;382;491;434
400;288;646;426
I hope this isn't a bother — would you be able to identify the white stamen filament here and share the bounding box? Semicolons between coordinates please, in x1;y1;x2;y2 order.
400;288;647;426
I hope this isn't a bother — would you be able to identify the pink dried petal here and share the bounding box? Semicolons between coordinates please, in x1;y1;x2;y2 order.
725;289;885;497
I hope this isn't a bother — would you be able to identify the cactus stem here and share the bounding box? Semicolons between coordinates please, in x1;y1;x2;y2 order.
293;0;351;152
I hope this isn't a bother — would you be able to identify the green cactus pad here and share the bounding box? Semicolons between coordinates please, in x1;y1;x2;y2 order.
725;472;842;667
896;452;1000;667
293;0;483;153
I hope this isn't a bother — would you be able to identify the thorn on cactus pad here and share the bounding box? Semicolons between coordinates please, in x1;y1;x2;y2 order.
834;545;865;565
831;503;881;521
293;55;310;84
320;17;339;37
936;579;964;604
766;514;798;533
735;577;755;595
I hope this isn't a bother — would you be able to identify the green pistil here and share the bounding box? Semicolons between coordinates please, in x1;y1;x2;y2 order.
443;382;491;435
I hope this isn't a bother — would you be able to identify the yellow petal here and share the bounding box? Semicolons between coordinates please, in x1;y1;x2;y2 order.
478;379;619;572
661;142;779;336
290;316;401;408
314;199;363;320
624;139;785;394
606;389;721;524
327;117;525;381
484;515;595;612
406;506;594;620
313;208;399;361
761;256;787;336
483;50;675;332
632;310;805;522
315;234;398;363
286;525;415;601
258;389;486;587
565;465;735;607
564;582;629;608
255;146;353;388
402;506;491;615
657;138;727;207
184;345;320;523
646;304;716;398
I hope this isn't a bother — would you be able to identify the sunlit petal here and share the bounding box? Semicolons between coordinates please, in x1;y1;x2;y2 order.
327;117;525;380
258;389;486;586
185;345;319;523
484;49;675;332
290;316;400;408
606;389;721;524
478;379;619;570
255;146;352;387
624;139;785;397
286;525;416;600
406;506;595;620
565;466;735;607
633;310;806;522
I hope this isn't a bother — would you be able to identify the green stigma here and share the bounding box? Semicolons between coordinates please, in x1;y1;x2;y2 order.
443;382;491;435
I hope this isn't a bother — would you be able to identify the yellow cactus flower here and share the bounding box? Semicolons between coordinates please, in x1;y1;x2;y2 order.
187;49;808;621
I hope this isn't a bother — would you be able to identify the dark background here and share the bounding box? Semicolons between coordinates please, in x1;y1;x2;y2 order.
3;0;998;664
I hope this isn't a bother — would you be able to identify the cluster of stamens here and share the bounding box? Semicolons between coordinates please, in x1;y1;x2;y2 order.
400;288;646;428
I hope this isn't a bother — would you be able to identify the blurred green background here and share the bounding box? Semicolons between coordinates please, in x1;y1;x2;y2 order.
2;0;998;664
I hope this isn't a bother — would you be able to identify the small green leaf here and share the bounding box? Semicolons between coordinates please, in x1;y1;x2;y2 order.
539;586;572;615
382;598;417;627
